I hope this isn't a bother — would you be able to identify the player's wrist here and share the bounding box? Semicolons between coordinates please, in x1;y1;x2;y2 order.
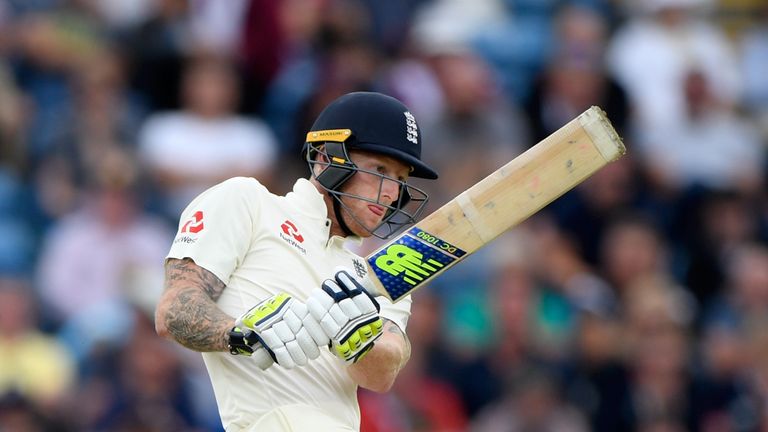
227;325;256;356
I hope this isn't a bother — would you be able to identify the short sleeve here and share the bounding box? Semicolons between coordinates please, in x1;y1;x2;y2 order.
378;295;412;333
167;177;265;285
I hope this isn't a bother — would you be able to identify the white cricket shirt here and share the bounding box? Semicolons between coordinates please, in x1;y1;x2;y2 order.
167;177;412;431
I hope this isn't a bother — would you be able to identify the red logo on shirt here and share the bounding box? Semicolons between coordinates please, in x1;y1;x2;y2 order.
181;211;205;234
280;220;304;243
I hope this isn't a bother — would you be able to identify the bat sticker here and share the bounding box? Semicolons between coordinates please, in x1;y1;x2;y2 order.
368;229;466;301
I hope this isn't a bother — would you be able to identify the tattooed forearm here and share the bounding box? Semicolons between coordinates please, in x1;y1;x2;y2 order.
383;318;411;367
157;258;233;352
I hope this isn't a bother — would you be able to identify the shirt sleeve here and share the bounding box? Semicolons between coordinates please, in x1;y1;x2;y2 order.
378;295;412;333
167;177;265;286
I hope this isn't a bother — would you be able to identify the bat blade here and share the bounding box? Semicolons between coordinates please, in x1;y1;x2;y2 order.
364;106;626;302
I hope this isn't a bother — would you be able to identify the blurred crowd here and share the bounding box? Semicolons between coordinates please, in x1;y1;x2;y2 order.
1;0;767;431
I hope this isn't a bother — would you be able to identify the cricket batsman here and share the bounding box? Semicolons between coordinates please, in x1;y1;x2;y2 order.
155;92;439;431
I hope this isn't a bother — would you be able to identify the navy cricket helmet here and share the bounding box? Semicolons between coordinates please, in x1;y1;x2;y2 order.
305;92;438;180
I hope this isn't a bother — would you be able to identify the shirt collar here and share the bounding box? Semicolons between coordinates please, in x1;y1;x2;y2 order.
287;178;363;247
287;178;327;219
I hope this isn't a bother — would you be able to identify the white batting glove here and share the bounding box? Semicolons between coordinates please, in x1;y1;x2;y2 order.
306;269;383;363
231;293;329;370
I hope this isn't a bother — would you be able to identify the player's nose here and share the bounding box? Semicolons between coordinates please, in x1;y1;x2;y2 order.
380;180;400;205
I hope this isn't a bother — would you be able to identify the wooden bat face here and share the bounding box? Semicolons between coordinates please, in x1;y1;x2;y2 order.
363;106;626;302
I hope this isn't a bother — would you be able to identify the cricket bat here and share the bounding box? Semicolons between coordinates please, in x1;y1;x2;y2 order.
364;106;626;303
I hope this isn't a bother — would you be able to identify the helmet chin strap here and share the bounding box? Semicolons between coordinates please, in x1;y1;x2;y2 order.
332;194;355;237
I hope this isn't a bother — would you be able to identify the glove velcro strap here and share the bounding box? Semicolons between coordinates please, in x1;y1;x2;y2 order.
250;332;279;363
228;327;255;356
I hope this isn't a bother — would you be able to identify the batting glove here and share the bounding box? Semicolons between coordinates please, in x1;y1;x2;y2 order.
306;269;383;363
232;293;329;370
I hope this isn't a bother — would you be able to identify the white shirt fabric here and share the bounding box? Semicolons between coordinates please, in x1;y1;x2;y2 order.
167;177;412;431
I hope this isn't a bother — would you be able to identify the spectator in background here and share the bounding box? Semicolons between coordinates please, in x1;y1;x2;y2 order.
598;215;668;295
359;288;469;432
0;278;75;427
124;0;190;111
10;6;107;166
693;318;751;431
622;276;696;429
85;0;156;35
31;48;147;226
704;243;768;334
78;311;207;431
138;55;278;220
526;4;629;143
419;48;528;208
0;394;55;432
739;3;768;136
471;366;590;432
640;70;763;195
682;191;761;306
0;62;26;171
551;154;643;266
607;0;741;134
36;148;171;359
259;0;329;157
563;301;631;432
0;62;36;274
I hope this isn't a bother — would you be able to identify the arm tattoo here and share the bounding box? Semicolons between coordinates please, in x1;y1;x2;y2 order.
161;258;232;352
383;318;411;364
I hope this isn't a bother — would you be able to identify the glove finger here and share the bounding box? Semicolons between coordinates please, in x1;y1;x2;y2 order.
290;301;308;319
335;270;363;294
352;293;377;315
273;346;296;369
321;279;348;302
259;328;283;350
338;297;362;319
285;340;308;366
360;320;384;342
320;314;342;338
253;348;274;370
283;309;303;333
296;327;321;360
307;293;333;321
273;321;295;343
328;304;348;327
303;314;330;346
333;340;354;362
346;331;362;351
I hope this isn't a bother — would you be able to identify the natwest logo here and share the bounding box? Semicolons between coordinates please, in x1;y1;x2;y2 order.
280;220;307;255
280;220;304;243
181;211;204;234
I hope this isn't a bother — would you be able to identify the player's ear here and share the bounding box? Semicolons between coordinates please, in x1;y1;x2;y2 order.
315;145;327;162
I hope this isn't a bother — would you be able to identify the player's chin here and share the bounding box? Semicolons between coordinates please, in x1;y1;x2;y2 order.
350;216;381;238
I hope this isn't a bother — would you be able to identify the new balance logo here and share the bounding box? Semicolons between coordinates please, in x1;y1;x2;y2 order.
374;244;444;286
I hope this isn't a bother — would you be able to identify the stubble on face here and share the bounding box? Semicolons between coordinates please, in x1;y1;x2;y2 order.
328;151;409;238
